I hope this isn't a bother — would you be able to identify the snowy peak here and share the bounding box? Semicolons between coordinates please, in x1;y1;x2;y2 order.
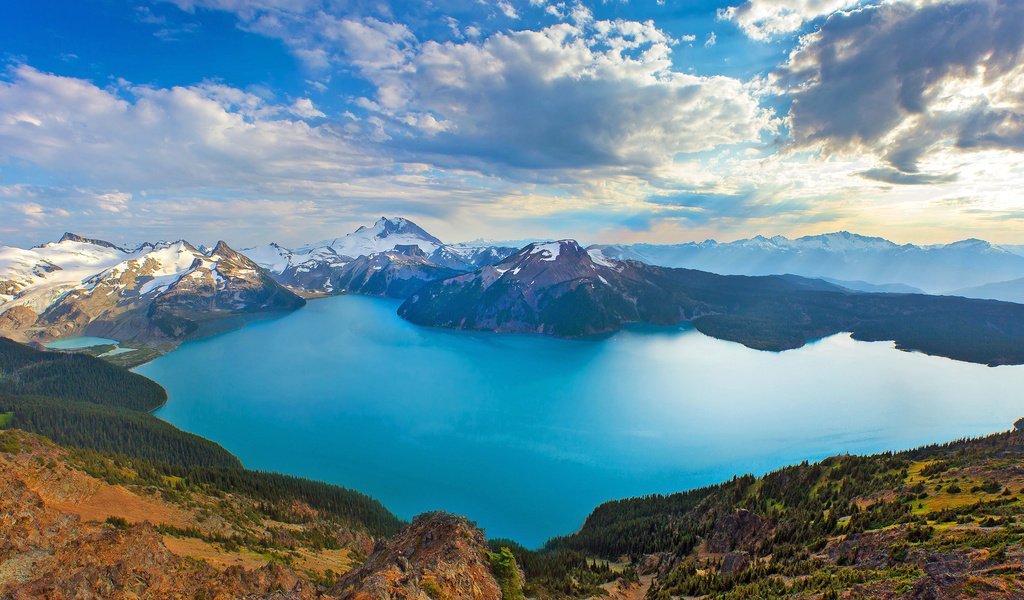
479;239;624;289
240;242;294;274
507;240;586;264
56;232;129;252
304;216;444;258
362;217;443;245
790;231;899;251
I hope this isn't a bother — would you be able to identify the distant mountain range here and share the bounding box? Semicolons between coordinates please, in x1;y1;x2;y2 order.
2;220;1023;365
400;239;1024;366
593;232;1024;296
243;217;517;297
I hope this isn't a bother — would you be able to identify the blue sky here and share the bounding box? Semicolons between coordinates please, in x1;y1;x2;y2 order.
1;0;1022;247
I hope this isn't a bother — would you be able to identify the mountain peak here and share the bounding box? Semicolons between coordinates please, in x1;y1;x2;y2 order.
56;232;126;251
371;216;443;245
303;216;444;258
522;239;583;261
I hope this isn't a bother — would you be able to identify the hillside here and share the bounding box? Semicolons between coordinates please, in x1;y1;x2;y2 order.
0;337;512;599
539;422;1024;598
399;240;1024;366
0;430;397;597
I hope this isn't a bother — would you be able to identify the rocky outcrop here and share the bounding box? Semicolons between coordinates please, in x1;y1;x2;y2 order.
705;509;769;554
334;512;503;600
0;306;37;334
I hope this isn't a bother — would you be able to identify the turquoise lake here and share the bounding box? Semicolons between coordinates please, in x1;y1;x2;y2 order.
138;294;1024;547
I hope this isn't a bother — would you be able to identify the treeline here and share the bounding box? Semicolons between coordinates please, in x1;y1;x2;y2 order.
487;538;621;599
0;337;166;411
0;337;404;538
545;484;725;558
0;394;240;468
170;467;402;536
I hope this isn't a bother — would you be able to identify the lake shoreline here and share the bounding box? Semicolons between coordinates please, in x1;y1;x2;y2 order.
134;293;1024;547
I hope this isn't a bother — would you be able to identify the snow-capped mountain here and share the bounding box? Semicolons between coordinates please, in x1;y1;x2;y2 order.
303;216;444;257
0;233;137;312
593;231;1024;294
0;234;303;345
427;243;519;271
244;217;516;294
399;239;691;336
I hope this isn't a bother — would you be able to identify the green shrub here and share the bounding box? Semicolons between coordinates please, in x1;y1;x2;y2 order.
488;547;525;600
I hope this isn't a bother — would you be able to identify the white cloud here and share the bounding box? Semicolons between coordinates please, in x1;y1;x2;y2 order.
0;65;380;190
341;19;777;176
498;1;520;19
289;97;325;118
718;0;866;40
704;31;717;47
96;191;133;213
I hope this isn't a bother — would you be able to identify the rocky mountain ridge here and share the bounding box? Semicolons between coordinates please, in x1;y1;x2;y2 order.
399;239;1024;366
0;235;304;347
245;217;517;296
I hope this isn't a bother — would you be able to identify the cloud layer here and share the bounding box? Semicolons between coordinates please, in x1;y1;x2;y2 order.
0;0;1022;246
775;0;1024;175
345;20;776;176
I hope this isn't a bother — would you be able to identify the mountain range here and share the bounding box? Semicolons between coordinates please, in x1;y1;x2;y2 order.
399;239;1024;366
0;234;303;346
593;232;1024;296
2;219;1024;365
243;217;517;296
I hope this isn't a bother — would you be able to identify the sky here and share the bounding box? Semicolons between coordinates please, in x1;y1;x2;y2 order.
0;0;1022;248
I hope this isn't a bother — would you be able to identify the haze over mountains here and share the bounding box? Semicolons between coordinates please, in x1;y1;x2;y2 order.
2;217;1024;364
594;232;1024;296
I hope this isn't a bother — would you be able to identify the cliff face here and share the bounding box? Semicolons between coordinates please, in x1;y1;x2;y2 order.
335;512;504;600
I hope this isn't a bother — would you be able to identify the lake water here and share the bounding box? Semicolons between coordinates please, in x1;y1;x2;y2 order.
138;294;1024;547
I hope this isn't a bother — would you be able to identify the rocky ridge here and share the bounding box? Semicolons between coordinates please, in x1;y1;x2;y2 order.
0;236;304;346
0;431;508;600
399;239;1024;365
